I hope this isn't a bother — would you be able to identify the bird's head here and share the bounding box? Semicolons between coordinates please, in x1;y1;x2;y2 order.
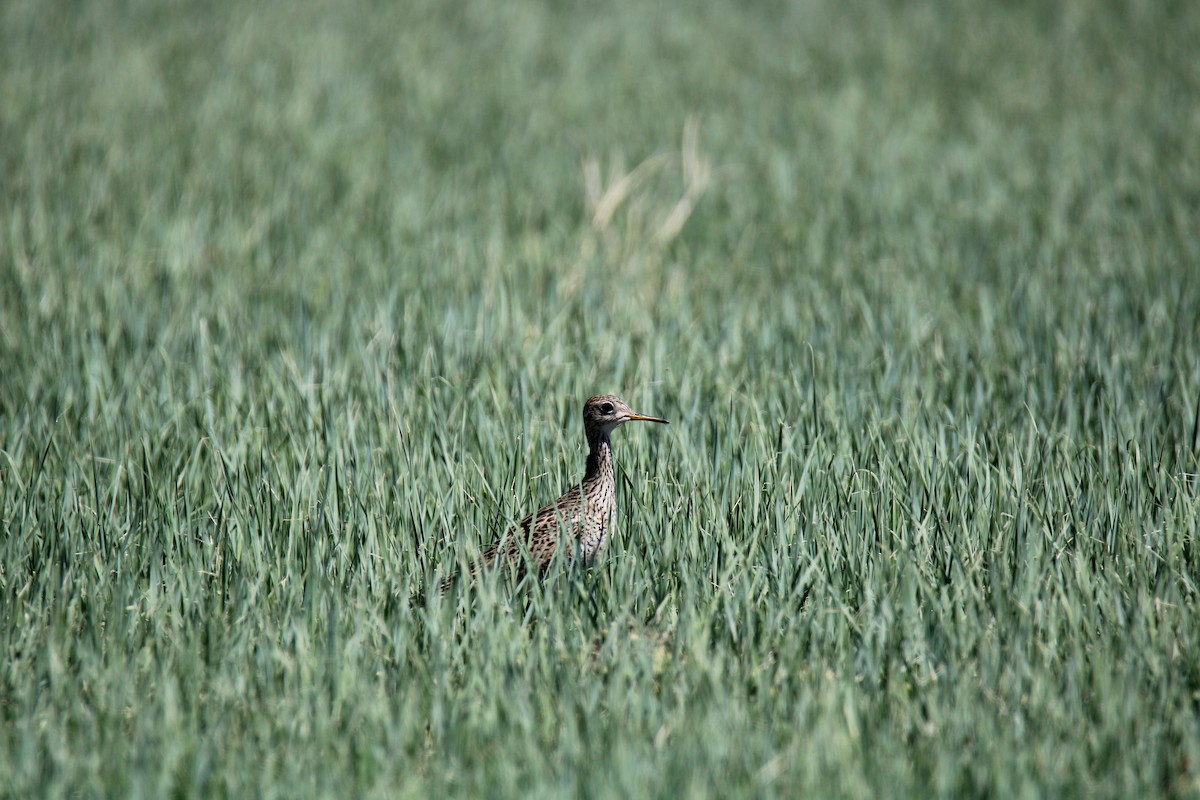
582;395;668;439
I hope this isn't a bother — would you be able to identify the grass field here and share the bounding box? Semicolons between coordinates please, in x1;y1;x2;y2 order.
2;0;1199;796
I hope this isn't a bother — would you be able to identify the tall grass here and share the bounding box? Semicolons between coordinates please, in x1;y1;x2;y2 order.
2;0;1198;796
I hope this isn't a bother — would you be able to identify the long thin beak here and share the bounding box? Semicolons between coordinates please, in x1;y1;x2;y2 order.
626;412;669;424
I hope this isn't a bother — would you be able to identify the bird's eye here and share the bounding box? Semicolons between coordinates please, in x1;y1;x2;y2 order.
600;402;615;415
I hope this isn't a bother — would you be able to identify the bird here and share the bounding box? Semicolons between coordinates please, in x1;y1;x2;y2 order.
441;394;668;591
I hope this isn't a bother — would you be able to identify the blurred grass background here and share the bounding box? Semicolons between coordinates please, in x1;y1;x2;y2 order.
2;0;1199;797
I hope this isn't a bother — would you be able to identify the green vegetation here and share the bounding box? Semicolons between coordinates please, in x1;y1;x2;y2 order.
2;0;1198;796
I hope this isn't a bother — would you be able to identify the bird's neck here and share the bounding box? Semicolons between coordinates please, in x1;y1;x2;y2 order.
584;432;614;483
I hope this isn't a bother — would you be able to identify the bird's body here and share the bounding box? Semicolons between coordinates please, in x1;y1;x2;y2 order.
443;395;667;589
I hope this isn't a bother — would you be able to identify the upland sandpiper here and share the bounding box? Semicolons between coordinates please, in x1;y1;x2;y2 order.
442;395;668;590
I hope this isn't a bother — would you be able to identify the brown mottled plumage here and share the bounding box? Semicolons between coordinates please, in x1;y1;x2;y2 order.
442;395;667;591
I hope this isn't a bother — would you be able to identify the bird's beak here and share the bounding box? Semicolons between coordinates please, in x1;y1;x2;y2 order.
626;412;669;424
